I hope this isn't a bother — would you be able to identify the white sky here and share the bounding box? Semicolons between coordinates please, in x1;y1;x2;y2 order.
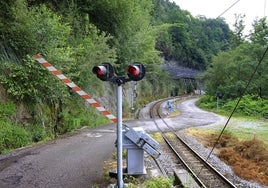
172;0;267;35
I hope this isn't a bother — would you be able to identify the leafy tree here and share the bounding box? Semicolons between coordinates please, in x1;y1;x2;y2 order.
249;17;268;98
0;57;67;103
231;14;246;47
86;0;160;74
0;1;117;133
151;1;231;70
250;17;268;46
201;44;255;98
0;2;72;107
0;1;17;40
200;16;268;100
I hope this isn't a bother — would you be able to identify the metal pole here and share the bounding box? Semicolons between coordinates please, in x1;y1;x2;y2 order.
117;84;124;188
217;96;219;111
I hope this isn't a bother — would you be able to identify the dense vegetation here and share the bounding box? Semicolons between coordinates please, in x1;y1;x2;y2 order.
197;94;268;118
198;15;268;117
200;14;268;97
0;0;267;152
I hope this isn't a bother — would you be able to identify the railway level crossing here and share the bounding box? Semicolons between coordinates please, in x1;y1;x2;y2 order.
35;56;160;188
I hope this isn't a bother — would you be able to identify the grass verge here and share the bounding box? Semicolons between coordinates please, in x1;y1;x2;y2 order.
186;123;268;186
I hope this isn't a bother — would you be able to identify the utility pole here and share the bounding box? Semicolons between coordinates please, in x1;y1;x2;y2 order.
115;78;124;188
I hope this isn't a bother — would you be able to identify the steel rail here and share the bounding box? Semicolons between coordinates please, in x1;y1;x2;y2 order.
150;98;237;188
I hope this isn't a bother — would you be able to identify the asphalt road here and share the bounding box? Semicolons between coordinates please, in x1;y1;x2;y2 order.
134;98;224;131
0;98;223;188
0;125;117;188
165;98;225;129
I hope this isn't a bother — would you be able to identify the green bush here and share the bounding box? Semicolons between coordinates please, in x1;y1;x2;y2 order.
0;121;31;153
27;125;46;142
59;99;110;134
0;130;4;152
221;99;236;112
0;100;16;118
59;108;87;134
142;177;172;188
196;95;216;109
198;94;268;118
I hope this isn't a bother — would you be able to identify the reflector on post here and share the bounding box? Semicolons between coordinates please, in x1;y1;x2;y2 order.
126;63;146;81
92;62;114;81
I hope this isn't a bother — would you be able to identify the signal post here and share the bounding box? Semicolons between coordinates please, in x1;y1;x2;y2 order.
92;62;145;188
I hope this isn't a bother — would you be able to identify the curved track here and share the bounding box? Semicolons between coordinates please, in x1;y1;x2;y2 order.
150;98;237;188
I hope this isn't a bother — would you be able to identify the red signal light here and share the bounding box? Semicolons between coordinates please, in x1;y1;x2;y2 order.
93;66;107;76
93;62;145;82
92;63;114;81
127;65;139;76
126;64;145;81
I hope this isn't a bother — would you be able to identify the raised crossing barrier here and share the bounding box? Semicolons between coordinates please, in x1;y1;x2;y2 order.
34;54;117;123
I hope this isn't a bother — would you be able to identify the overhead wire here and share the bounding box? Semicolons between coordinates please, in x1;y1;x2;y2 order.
216;0;241;19
198;0;268;176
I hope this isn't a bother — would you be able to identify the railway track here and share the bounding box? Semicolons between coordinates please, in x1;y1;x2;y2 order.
150;98;237;188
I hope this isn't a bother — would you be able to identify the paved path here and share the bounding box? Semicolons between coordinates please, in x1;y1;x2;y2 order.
0;125;116;188
130;98;225;131
166;98;226;129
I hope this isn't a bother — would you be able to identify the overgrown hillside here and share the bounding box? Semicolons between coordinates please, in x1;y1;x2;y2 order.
0;0;235;151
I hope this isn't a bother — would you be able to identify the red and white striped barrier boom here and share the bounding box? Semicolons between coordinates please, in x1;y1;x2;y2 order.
35;54;117;123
